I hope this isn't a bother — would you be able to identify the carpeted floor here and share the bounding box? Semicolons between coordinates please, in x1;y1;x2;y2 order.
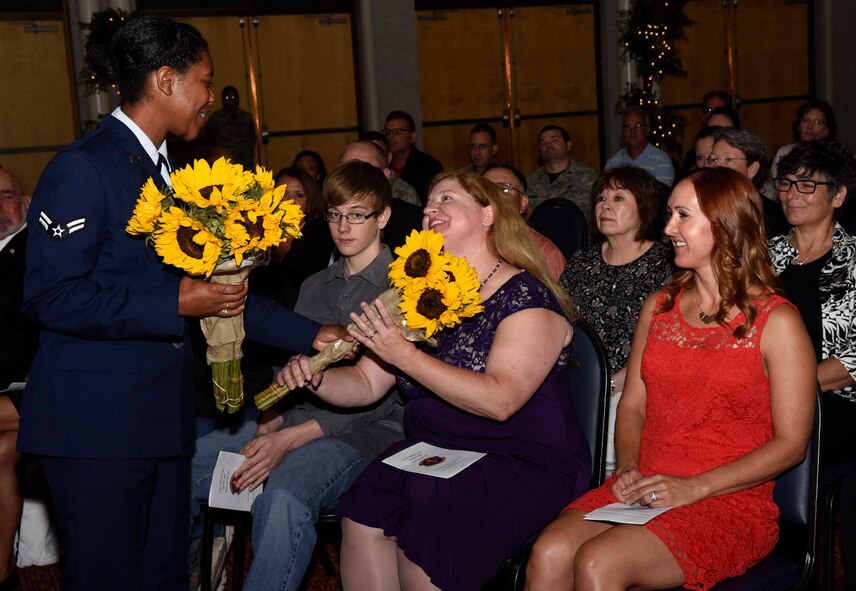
14;535;845;590
16;538;343;591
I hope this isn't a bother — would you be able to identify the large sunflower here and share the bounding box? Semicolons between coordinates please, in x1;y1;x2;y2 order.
275;197;304;240
253;165;276;193
153;207;223;276
388;229;447;290
442;254;483;308
126;177;167;235
224;192;302;265
399;279;471;338
171;157;253;212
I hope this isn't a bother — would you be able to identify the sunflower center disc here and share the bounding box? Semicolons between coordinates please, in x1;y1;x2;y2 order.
416;288;447;320
177;226;206;259
404;249;432;277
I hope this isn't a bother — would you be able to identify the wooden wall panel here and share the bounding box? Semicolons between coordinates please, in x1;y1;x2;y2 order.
660;0;808;169
740;100;804;162
735;0;808;101
512;6;598;115
416;9;505;122
661;0;728;106
255;14;357;132
0;19;76;192
266;132;355;179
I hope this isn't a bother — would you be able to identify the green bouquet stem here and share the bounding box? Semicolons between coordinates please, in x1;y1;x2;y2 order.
212;357;243;412
254;288;432;411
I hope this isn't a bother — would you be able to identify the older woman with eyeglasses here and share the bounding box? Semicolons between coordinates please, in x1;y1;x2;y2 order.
707;127;790;237
768;140;856;591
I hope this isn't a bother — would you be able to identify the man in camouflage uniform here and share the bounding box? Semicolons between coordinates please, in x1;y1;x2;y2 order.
525;125;597;222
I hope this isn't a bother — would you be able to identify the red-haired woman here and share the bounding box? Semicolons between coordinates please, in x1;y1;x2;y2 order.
524;167;816;591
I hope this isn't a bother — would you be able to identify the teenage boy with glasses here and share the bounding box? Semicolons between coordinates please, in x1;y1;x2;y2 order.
188;160;404;591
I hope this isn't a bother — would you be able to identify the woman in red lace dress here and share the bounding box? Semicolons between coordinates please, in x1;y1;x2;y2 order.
525;167;817;591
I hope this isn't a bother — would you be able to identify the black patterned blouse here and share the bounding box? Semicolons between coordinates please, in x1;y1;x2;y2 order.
560;240;674;372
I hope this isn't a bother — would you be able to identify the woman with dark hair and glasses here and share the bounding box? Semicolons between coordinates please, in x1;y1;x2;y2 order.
771;98;837;176
768;140;856;590
559;166;673;474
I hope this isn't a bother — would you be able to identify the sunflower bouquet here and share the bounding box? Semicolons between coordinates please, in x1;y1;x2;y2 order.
127;157;304;412
254;229;484;410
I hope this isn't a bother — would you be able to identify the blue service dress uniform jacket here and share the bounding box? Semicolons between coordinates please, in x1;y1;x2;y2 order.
19;114;321;460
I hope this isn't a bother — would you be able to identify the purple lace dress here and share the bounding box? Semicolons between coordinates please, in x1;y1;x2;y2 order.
337;272;591;590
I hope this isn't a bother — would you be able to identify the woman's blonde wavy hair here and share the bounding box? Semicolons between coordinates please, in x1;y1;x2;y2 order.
428;171;575;319
656;167;781;338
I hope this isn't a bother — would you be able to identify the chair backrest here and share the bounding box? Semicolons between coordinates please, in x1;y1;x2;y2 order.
528;197;588;259
567;318;611;488
770;388;821;584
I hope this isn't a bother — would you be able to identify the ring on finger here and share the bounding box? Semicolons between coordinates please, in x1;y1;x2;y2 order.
369;331;377;339
649;491;658;503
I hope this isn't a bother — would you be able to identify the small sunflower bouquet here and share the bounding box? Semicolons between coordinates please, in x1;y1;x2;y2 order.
127;157;304;413
254;229;484;410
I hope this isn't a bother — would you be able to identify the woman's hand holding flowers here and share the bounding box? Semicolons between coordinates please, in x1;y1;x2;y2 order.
348;300;418;367
177;275;247;317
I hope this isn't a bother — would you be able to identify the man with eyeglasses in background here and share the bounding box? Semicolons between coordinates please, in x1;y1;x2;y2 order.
383;110;443;205
483;164;566;279
605;106;675;188
681;90;734;173
462;123;500;174
700;90;733;125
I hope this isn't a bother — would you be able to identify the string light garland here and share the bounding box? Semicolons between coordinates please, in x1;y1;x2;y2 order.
616;0;693;157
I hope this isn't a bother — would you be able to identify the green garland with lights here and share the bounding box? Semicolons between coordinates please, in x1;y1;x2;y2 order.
616;0;693;157
77;8;135;97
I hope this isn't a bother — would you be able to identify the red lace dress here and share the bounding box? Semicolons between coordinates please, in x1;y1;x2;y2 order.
569;290;788;590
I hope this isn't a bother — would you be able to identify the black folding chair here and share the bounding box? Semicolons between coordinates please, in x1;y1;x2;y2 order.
483;319;611;590
528;197;588;260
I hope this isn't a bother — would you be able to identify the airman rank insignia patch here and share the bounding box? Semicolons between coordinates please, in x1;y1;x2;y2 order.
39;211;86;242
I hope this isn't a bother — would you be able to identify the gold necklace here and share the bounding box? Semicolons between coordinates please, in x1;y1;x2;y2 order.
696;292;717;324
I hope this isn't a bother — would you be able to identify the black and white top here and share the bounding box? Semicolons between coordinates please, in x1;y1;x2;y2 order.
768;224;856;402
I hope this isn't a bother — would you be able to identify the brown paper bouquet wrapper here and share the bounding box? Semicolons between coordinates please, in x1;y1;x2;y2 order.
201;254;267;413
254;288;435;411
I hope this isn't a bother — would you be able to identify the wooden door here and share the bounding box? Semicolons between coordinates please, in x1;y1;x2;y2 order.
0;18;77;193
255;13;359;173
661;0;810;163
510;4;601;174
416;3;602;176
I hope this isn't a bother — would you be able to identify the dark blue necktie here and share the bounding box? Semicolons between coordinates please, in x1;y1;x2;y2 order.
157;153;171;176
